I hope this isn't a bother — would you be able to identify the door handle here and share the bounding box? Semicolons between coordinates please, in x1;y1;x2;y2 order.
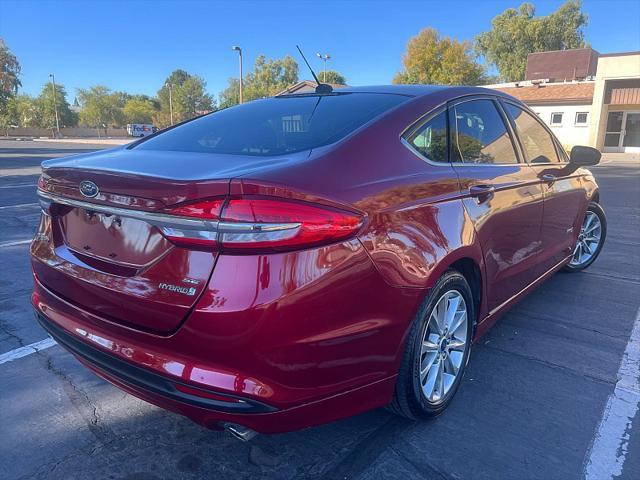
469;184;495;203
541;174;556;183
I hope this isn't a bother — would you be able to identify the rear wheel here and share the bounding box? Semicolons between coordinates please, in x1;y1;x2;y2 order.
564;202;606;272
389;271;474;419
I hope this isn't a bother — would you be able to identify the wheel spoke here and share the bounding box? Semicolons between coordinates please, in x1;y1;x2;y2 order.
449;350;464;370
423;357;440;398
420;351;438;381
585;223;600;235
445;295;461;329
444;353;459;376
449;308;467;335
448;337;466;350
422;340;439;351
430;308;443;335
434;358;444;400
584;213;595;231
442;372;456;396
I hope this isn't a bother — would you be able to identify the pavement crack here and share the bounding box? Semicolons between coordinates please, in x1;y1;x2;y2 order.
389;444;452;480
322;415;414;479
34;347;116;450
0;317;28;348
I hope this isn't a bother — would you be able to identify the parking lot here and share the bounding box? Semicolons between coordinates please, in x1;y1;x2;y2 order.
0;139;638;480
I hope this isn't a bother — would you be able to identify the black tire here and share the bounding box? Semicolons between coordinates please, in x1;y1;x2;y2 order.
388;270;474;419
563;202;607;272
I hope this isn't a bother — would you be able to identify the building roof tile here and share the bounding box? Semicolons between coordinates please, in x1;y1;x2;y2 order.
494;82;594;104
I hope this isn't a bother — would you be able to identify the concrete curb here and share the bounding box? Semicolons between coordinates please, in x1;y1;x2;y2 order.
32;138;132;146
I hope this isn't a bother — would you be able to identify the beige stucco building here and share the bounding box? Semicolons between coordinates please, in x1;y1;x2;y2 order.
486;49;640;153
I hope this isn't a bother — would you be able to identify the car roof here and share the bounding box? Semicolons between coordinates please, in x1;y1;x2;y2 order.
295;84;516;101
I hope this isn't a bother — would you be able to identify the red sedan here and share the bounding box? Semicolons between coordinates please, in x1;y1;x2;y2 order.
31;85;606;437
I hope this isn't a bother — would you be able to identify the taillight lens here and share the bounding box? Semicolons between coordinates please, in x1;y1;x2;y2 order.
169;199;224;219
162;198;224;247
161;197;363;252
220;198;362;250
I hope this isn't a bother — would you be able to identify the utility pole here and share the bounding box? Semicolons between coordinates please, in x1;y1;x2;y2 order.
165;82;174;125
232;46;243;104
49;74;60;137
316;53;331;83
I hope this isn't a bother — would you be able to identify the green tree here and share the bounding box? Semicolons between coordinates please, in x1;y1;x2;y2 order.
0;40;21;111
320;70;347;85
476;0;588;82
123;97;158;124
77;85;125;132
0;95;18;135
393;28;486;86
218;55;299;108
155;70;214;127
13;94;39;127
37;82;78;132
218;78;240;109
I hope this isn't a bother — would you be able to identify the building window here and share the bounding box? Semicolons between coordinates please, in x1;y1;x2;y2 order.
575;112;589;126
550;112;563;126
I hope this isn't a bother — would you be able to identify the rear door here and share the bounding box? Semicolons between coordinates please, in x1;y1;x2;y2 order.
501;101;585;276
449;97;544;313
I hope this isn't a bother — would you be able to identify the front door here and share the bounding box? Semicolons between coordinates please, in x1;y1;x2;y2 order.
449;97;544;313
604;111;640;153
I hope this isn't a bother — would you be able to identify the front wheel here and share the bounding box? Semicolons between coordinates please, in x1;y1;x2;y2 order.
389;271;474;419
564;202;607;272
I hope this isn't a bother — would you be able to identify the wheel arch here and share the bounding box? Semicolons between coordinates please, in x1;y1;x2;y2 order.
447;257;482;328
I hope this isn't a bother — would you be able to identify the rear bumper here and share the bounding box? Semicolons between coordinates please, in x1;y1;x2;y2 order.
36;312;274;414
33;301;398;433
31;236;421;432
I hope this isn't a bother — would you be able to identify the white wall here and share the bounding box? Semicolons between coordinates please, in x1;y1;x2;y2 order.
528;104;592;148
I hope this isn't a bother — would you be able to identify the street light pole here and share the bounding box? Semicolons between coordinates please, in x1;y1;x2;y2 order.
165;82;174;125
48;74;60;137
232;46;243;104
316;53;331;83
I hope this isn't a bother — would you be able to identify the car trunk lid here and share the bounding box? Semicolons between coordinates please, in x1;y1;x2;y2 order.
35;148;305;334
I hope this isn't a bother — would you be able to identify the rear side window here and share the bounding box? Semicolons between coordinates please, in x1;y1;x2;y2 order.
505;103;561;163
405;111;448;163
451;99;519;164
134;93;409;156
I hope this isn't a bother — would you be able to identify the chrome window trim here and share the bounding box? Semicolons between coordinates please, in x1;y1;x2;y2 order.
399;103;450;166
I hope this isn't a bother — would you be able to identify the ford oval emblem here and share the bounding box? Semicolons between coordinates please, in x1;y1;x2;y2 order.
79;180;99;198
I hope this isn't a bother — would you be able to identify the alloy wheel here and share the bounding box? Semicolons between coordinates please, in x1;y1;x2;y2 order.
569;211;602;267
419;290;468;404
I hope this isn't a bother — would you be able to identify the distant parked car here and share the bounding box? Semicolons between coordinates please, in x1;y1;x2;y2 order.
126;123;156;137
32;85;606;438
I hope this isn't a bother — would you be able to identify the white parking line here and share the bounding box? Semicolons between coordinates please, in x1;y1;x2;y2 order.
0;202;39;210
0;183;37;189
585;306;640;479
0;239;32;248
0;337;57;365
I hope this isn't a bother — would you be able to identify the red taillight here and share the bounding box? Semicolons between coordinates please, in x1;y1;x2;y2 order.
220;198;362;250
161;197;363;252
169;199;224;219
162;198;224;248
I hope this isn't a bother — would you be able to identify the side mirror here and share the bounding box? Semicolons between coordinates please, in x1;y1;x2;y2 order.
570;145;601;166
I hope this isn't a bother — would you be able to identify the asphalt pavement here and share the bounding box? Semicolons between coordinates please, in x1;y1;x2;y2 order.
0;139;638;480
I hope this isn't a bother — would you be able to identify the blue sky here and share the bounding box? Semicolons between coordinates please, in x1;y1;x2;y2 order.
1;0;639;102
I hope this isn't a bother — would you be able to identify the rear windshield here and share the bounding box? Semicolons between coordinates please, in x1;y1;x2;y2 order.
134;93;409;156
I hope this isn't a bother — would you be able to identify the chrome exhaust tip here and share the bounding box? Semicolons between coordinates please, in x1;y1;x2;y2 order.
224;423;258;442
